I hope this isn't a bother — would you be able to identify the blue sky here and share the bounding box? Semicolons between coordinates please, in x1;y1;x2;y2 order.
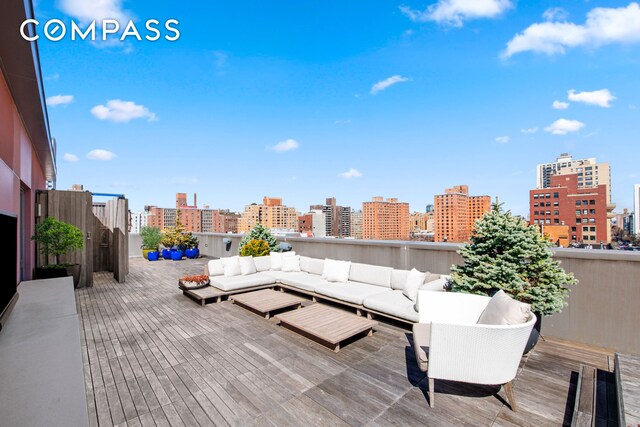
35;0;640;216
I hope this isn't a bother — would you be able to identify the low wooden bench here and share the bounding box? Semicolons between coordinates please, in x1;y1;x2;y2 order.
231;289;306;319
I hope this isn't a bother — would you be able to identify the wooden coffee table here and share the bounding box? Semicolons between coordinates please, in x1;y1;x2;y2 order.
276;304;377;352
231;289;306;319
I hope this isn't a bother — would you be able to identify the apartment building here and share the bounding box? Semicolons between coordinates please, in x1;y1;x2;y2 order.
130;211;148;234
239;197;298;233
434;185;490;242
310;197;351;237
362;197;410;240
537;153;611;203
350;210;363;239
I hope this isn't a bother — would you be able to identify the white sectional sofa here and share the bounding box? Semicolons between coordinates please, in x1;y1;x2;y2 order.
201;252;449;323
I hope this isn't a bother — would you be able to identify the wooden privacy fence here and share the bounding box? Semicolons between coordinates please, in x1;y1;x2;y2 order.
35;190;129;287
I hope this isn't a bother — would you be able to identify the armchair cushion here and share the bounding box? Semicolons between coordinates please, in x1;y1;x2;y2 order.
412;323;431;372
477;290;532;326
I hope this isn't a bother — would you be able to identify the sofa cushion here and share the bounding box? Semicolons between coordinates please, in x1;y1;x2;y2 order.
363;290;419;322
300;256;324;275
222;256;241;277
269;251;296;270
314;281;387;305
207;259;224;277
348;263;392;288
322;259;351;282
280;272;329;293
477;290;532;326
412;322;430;372
421;277;447;292
403;268;427;302
239;256;257;275
261;270;302;282
253;256;271;272
391;269;411;290
210;273;276;292
282;255;301;272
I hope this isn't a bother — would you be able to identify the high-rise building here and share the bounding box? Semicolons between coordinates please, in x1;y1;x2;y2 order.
434;185;490;242
362;197;410;240
298;213;313;235
529;173;614;244
634;184;640;236
146;206;177;230
410;212;430;232
239;197;298;233
130;211;148;234
537;153;612;203
350;210;362;239
310;197;351;237
146;194;239;233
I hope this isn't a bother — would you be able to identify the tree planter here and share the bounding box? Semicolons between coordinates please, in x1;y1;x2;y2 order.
147;251;160;261
524;313;543;354
171;250;183;261
185;248;199;259
162;249;172;260
35;264;81;288
142;249;152;259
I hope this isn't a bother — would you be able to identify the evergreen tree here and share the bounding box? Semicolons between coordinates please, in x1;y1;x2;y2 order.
449;201;578;315
238;223;278;254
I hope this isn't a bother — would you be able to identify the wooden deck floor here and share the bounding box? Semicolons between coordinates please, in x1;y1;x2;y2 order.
77;258;616;427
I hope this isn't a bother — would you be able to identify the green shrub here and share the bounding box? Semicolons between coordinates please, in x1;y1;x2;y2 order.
449;201;578;315
239;223;278;254
140;226;163;250
32;217;84;266
240;239;270;257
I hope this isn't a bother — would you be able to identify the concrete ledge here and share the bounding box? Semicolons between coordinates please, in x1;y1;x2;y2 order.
0;277;88;427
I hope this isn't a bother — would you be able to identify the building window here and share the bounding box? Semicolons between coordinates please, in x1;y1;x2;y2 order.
546;211;551;215
589;218;595;223
554;210;559;215
583;226;588;232
554;219;559;224
572;235;577;240
534;219;539;224
590;227;596;232
589;200;595;205
545;193;551;198
582;200;588;205
571;227;576;232
554;202;559;206
576;218;581;224
582;218;588;223
589;235;596;241
575;200;581;206
576;210;581;215
534;202;539;207
546;202;551;207
533;194;539;199
545;219;550;224
590;209;596;215
583;210;588;215
534;211;539;215
553;192;559;198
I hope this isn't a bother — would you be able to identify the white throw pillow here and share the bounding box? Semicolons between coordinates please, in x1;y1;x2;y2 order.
403;268;427;301
270;251;296;270
322;259;351;282
207;259;224;276
239;256;257;275
253;256;271;272
222;256;241;277
282;255;301;272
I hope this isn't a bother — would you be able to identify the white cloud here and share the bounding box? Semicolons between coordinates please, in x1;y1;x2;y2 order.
495;136;510;144
87;149;116;160
91;100;157;123
63;153;79;162
543;7;569;22
339;168;363;179
45;73;60;81
59;0;129;24
544;119;585;135
503;3;640;58
568;89;615;108
370;75;409;95
552;100;569;110
269;139;299;152
46;94;74;106
400;0;513;27
521;127;539;134
334;119;352;125
212;50;227;67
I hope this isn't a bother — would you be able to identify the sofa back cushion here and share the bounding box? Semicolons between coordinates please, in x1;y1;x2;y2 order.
391;270;410;290
348;262;392;288
270;251;296;270
239;256;257;275
322;259;351;282
222;256;241;277
300;256;325;275
253;255;271;272
208;259;224;276
477;290;532;325
402;268;427;301
282;255;301;272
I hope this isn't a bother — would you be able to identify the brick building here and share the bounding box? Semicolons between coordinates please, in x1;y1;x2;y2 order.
529;174;613;244
239;197;298;233
362;197;410;240
434;185;490;242
145;194;239;233
310;197;351;237
298;213;313;235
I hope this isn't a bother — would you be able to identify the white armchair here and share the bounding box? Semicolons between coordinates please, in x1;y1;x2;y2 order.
414;290;536;410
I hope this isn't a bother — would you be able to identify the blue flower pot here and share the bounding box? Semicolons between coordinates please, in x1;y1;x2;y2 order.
185;248;199;259
171;250;183;261
162;249;172;260
147;251;160;261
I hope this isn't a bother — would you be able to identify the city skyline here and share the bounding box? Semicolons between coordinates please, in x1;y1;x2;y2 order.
36;1;640;215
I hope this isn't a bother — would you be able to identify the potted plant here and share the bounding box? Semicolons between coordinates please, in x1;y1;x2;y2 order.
32;217;84;287
161;227;178;259
140;226;162;260
184;234;200;259
238;223;278;254
178;274;210;290
448;201;578;353
239;239;270;257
